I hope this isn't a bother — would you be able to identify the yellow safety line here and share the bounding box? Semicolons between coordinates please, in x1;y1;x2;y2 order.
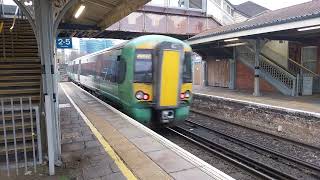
60;84;137;180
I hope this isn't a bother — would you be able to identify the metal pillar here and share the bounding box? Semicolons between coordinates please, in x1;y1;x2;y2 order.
253;39;261;96
34;0;58;175
229;47;236;90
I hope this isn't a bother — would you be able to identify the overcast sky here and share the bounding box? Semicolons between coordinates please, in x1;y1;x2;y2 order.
228;0;312;10
3;0;313;10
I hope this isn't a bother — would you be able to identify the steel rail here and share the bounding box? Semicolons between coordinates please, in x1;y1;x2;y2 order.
185;119;320;174
190;109;320;152
168;126;299;180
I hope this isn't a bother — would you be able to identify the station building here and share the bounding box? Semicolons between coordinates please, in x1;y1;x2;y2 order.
189;0;320;97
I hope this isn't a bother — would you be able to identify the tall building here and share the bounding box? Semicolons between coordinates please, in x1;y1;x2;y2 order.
79;38;114;54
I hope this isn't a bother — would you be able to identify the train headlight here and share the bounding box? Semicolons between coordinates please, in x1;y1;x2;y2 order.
185;90;191;98
180;93;185;99
135;91;144;100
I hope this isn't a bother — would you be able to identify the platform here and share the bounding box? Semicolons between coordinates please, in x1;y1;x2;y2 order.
193;85;320;115
59;82;234;180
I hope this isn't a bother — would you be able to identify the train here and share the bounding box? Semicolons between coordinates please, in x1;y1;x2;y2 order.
67;35;193;126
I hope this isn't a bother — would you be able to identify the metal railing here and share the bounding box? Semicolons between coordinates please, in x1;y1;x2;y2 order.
237;45;297;96
0;97;42;176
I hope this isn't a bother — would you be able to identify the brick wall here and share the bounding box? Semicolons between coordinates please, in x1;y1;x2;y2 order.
236;60;277;93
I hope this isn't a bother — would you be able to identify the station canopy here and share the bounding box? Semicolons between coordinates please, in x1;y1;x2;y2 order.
58;0;150;37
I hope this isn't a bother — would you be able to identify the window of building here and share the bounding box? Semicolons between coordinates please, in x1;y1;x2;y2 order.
189;0;202;9
214;0;222;6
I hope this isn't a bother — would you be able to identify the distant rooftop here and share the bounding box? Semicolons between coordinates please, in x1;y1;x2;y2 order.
234;1;269;18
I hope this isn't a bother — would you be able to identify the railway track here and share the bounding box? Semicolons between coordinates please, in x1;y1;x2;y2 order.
167;119;320;180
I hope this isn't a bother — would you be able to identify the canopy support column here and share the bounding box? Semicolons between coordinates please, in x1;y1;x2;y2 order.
229;47;237;90
34;0;60;175
253;39;261;96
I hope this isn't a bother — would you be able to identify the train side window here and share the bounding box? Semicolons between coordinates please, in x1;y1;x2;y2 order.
117;56;126;84
183;52;193;83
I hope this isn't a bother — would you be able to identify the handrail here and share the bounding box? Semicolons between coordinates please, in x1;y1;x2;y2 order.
261;55;296;79
9;6;19;32
288;57;320;77
260;52;295;78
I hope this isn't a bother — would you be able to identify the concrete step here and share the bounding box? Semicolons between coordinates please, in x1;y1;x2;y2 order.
0;142;36;155
0;69;41;75
0;121;35;131
0;75;41;81
0;44;38;49
0;57;40;62
0;49;38;53
0;64;41;69
0;52;39;57
0;132;35;144
0;81;40;87
0;88;40;96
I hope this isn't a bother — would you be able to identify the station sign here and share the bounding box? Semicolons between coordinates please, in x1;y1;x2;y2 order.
56;37;72;49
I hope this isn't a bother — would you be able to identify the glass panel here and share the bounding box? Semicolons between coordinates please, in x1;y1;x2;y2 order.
183;53;193;83
135;50;153;83
189;0;202;9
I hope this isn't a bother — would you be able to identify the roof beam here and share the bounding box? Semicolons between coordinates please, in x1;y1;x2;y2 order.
86;0;115;8
98;0;150;30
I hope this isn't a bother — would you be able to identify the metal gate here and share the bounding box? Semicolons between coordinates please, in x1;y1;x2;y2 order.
0;97;42;176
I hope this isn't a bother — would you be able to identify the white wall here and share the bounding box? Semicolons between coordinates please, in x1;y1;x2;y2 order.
207;0;234;25
262;40;289;68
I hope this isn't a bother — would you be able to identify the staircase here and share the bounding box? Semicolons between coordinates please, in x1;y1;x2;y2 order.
0;18;41;103
0;18;42;175
237;45;297;96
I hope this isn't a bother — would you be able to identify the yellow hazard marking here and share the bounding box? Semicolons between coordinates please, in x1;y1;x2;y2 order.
181;83;192;93
61;84;137;180
160;50;180;106
0;22;3;33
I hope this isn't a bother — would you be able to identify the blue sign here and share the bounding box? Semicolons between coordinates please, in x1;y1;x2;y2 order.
56;37;72;49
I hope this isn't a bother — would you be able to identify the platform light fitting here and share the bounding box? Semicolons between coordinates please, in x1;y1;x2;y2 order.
298;25;320;32
74;5;85;19
224;38;239;42
24;1;33;6
223;42;247;47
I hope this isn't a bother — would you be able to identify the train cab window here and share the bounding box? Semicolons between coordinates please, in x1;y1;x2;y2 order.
183;52;192;83
134;50;153;83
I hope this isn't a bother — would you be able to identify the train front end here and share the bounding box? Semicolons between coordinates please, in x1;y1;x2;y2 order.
131;37;193;126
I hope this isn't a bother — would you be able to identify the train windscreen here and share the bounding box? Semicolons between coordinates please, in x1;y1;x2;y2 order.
134;50;153;83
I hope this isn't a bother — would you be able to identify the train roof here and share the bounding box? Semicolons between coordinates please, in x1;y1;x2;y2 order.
69;35;191;63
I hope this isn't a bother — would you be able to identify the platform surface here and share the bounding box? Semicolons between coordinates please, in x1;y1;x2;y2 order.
60;82;234;180
194;85;320;115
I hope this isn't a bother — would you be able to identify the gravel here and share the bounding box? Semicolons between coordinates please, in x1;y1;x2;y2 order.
188;112;320;166
186;112;320;179
158;129;262;180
